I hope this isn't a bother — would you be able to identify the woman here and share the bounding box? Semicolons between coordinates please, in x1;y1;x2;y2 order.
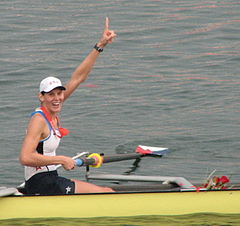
19;18;116;195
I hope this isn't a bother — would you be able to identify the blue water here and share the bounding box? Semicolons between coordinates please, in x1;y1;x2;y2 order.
1;0;240;189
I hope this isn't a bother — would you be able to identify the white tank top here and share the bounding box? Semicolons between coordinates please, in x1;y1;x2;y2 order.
24;109;61;181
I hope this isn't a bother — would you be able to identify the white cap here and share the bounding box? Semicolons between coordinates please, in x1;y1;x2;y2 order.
39;77;66;93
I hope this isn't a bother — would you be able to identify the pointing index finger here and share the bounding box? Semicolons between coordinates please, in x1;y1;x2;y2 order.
105;17;109;31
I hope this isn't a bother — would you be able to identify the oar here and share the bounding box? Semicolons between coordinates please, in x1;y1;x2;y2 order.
75;145;170;167
17;145;169;188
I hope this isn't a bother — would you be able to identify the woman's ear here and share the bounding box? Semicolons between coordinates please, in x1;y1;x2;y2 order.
38;92;44;103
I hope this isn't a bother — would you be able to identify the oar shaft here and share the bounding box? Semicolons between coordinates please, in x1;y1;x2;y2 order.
103;153;142;163
75;146;169;167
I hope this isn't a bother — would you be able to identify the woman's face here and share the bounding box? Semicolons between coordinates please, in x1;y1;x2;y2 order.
39;88;65;114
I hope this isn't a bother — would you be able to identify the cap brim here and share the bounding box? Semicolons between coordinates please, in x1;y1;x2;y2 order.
43;86;66;93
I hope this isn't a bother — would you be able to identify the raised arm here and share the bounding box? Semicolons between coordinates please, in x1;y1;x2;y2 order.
63;17;116;101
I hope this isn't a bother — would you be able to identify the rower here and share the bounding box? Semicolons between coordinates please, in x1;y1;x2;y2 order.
19;18;117;195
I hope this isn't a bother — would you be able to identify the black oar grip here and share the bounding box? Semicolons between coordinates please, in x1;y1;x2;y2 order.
81;158;96;166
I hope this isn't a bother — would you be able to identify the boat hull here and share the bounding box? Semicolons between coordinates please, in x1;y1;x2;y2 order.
1;189;240;219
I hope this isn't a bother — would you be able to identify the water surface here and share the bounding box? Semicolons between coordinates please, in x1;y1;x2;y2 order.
1;0;240;188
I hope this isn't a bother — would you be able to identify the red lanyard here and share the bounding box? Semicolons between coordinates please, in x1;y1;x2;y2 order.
40;106;69;138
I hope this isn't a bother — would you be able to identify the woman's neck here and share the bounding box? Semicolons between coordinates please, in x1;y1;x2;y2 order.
40;105;57;120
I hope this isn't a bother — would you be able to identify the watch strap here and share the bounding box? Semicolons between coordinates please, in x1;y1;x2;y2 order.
94;43;103;53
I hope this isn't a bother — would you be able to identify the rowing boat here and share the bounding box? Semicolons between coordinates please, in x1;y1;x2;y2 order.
1;177;240;220
1;146;239;220
1;188;240;220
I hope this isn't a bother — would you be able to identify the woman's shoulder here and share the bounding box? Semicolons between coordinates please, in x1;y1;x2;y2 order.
31;107;43;116
29;109;46;126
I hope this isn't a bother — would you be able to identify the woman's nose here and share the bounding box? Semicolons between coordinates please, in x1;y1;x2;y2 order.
53;94;60;100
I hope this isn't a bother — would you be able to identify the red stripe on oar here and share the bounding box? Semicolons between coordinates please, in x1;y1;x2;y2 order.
135;146;152;155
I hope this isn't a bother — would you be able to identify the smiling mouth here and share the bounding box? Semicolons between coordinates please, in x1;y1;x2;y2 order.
52;102;61;107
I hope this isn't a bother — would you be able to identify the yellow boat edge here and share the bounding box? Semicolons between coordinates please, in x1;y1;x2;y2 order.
1;189;240;220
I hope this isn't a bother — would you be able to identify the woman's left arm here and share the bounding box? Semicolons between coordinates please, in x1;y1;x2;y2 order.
64;17;116;101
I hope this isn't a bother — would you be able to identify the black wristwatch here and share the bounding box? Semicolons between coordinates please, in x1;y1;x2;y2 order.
94;43;103;53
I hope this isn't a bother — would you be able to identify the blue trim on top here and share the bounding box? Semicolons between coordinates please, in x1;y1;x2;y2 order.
31;110;52;142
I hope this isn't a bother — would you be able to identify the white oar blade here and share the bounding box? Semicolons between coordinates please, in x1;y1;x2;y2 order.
136;145;170;156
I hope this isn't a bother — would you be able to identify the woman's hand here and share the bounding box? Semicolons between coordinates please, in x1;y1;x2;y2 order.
98;17;117;48
60;156;76;171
